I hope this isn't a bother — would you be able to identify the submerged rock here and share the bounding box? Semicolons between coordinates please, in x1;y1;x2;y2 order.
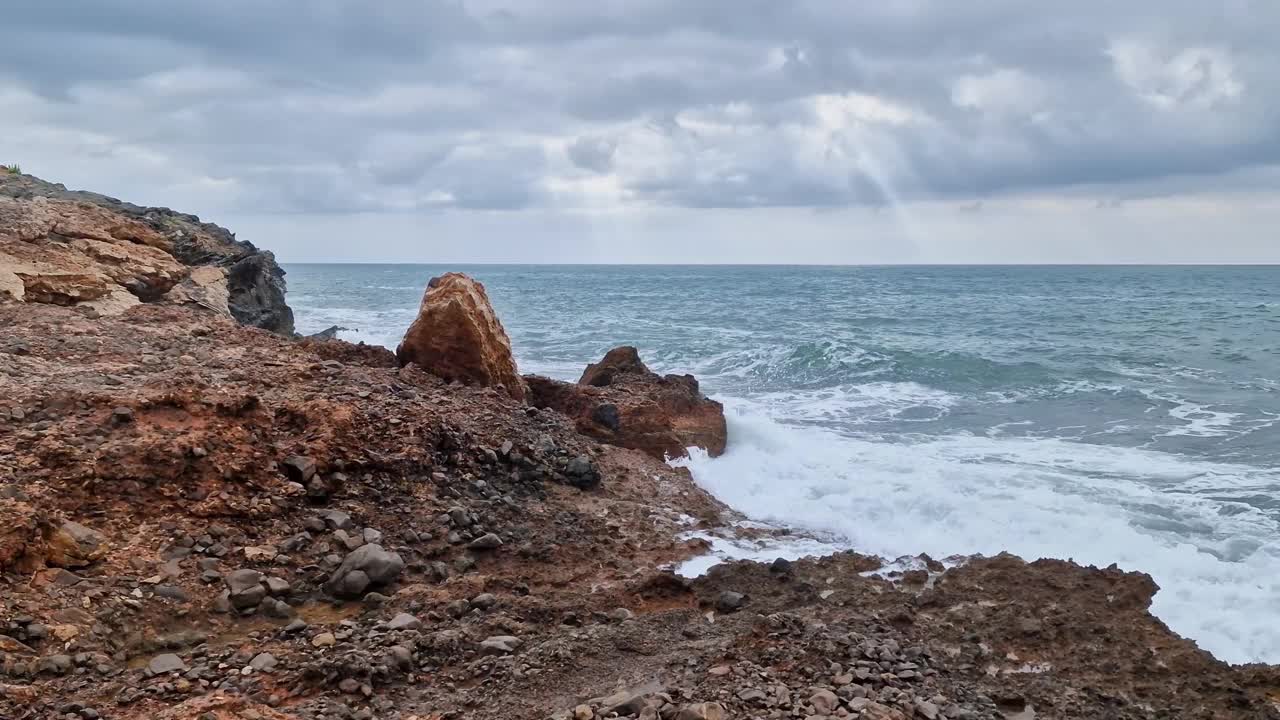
396;272;525;400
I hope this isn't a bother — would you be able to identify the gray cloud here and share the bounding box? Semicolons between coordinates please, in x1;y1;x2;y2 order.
0;0;1277;222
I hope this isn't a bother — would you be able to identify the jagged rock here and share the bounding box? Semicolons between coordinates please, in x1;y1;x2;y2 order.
0;499;50;572
525;346;727;460
45;520;107;568
0;172;293;333
225;569;267;609
396;273;525;400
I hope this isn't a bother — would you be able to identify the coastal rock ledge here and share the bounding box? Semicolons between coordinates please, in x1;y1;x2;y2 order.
0;172;293;334
526;346;728;460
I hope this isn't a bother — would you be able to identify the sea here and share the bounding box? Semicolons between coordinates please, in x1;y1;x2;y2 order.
285;264;1280;665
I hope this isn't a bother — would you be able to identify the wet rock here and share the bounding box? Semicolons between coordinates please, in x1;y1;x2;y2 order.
395;273;526;400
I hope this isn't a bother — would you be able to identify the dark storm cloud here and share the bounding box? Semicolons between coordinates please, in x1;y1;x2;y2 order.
1;1;1277;214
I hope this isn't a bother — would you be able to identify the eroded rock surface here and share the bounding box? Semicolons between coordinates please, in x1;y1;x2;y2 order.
396;272;525;400
0;172;292;333
526;346;728;460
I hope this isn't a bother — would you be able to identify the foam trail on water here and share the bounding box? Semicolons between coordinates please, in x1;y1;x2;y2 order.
675;399;1280;665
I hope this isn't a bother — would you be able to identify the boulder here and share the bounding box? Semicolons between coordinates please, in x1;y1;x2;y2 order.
326;544;405;598
45;520;108;568
525;346;727;461
396;273;525;400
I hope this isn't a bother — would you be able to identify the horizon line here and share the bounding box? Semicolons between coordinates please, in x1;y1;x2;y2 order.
277;261;1280;267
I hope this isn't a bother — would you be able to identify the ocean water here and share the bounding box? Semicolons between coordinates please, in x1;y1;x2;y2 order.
285;264;1280;665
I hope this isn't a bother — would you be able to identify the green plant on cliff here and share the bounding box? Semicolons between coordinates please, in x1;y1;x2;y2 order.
1;164;19;175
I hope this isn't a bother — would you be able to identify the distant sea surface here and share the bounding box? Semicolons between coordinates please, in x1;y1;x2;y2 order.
286;264;1280;664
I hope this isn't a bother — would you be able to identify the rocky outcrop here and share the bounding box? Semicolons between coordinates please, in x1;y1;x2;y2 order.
396;272;525;400
0;172;292;333
526;346;727;460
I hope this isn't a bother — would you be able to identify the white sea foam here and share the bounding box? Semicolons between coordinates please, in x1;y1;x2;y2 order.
674;398;1280;664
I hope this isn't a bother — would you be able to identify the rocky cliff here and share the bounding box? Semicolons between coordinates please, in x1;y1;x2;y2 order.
0;173;293;334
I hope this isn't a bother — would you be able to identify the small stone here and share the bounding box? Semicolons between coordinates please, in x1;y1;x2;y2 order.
606;607;635;623
321;510;354;530
470;593;497;610
39;654;73;675
338;678;361;694
468;533;503;550
387;613;422;631
478;635;521;655
148;653;187;675
281;455;317;483
915;700;940;720
573;705;593;720
111;407;134;424
265;576;291;596
715;591;746;613
387;645;413;670
674;703;726;720
249;653;277;672
810;688;839;715
312;632;336;648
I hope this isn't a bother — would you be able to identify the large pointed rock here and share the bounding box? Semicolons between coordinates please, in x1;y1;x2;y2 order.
526;346;727;461
396;273;525;400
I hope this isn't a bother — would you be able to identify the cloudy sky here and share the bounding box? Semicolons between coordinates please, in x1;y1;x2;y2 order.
2;1;1277;263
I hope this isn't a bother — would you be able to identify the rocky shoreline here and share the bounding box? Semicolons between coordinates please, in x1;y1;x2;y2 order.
2;176;1279;719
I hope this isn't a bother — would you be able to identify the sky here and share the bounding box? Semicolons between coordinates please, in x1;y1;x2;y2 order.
1;1;1277;263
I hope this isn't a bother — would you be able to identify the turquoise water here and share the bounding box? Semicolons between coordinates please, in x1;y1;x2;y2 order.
286;264;1280;663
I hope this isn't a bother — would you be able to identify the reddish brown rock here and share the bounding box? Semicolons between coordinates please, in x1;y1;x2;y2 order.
396;272;525;400
0;499;51;574
526;346;727;460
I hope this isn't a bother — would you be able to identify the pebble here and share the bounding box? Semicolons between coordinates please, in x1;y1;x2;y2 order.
312;633;336;648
